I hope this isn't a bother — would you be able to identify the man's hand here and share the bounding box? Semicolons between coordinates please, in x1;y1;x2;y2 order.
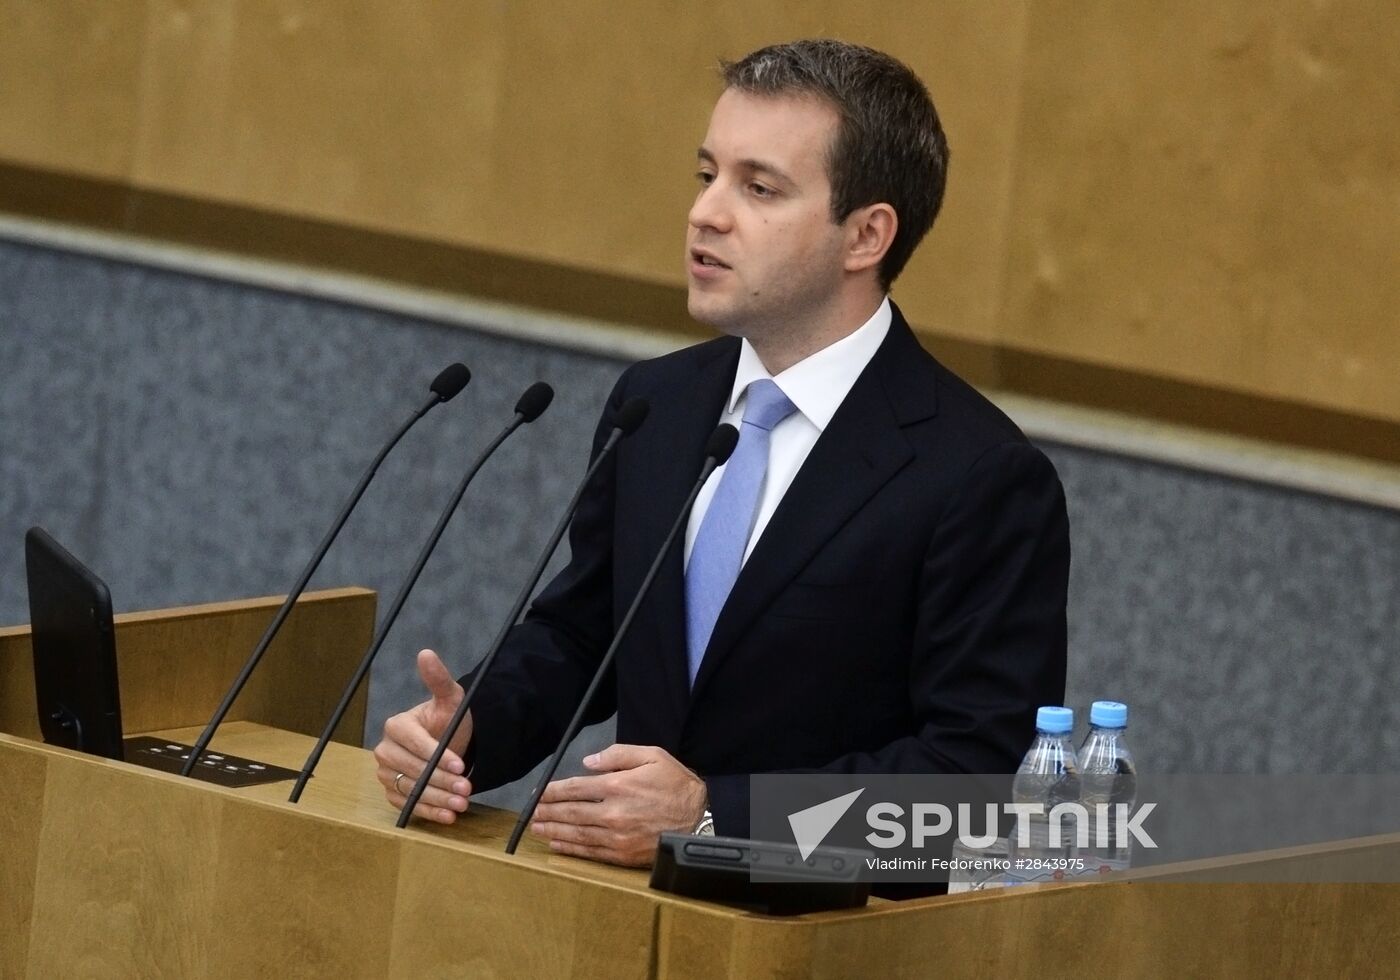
529;744;708;867
373;649;474;825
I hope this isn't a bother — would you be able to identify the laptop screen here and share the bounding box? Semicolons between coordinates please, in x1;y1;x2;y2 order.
24;526;125;760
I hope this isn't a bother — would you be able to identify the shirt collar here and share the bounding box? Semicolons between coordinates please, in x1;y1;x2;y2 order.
727;297;892;431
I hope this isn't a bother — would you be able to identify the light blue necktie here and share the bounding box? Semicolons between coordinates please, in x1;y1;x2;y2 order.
685;379;797;685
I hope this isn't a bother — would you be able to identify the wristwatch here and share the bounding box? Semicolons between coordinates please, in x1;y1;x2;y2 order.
693;809;715;837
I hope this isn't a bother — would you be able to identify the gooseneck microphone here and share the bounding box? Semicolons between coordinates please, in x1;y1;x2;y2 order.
289;381;555;802
505;423;739;853
180;363;471;777
397;397;651;827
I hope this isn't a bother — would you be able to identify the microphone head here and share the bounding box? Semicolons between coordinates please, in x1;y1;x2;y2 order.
706;423;739;465
515;382;555;423
613;398;650;436
430;363;471;402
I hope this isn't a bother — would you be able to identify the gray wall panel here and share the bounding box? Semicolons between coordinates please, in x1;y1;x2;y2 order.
1056;450;1400;775
0;239;621;808
3;239;1397;813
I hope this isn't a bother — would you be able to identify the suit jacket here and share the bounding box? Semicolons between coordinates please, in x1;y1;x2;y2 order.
465;303;1070;836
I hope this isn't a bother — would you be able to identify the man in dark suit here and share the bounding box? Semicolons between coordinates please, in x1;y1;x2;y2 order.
374;39;1069;868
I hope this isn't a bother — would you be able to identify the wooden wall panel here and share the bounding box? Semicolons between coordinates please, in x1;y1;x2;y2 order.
1002;0;1400;421
1;1;1396;433
0;0;146;178
130;0;508;240
107;1;1026;346
474;2;1030;346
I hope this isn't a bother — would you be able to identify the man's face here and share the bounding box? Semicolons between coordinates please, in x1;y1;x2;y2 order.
686;89;850;338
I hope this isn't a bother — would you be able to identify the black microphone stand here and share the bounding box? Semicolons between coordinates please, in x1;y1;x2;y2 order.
505;424;737;853
396;398;650;826
289;383;552;802
180;364;469;777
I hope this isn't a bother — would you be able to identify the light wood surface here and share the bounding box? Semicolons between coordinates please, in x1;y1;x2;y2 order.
5;722;1400;978
0;726;664;978
4;590;1400;975
3;1;1395;442
1000;0;1400;423
0;1;1022;349
0;586;376;743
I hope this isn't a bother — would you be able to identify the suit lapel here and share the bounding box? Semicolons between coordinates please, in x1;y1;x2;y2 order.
688;312;937;705
636;339;738;728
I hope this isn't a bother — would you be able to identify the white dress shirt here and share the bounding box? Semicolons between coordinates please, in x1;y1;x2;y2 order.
683;297;892;568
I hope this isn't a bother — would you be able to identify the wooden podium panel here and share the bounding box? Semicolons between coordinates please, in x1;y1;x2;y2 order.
5;593;1400;977
1;726;659;978
0;587;376;741
8;721;1400;978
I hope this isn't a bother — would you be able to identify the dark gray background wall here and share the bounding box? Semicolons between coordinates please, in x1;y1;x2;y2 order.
3;239;1397;810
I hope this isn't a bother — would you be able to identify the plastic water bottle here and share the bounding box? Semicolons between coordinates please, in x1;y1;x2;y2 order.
1078;700;1137;875
1007;706;1081;885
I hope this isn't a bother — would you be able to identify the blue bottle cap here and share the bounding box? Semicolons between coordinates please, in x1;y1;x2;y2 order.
1035;706;1074;734
1090;700;1128;728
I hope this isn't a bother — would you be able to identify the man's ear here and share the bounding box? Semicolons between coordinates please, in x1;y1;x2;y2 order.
843;203;898;275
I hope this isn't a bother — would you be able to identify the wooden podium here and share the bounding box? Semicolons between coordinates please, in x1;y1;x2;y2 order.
3;590;1398;978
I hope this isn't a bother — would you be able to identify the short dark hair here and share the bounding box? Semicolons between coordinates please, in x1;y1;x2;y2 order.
721;39;949;290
